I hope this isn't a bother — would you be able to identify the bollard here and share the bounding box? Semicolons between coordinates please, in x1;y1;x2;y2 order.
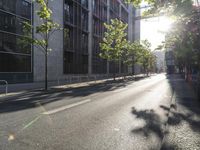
0;80;8;95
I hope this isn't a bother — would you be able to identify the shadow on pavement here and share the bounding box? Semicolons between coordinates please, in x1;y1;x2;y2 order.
0;76;148;114
131;107;164;139
131;74;200;150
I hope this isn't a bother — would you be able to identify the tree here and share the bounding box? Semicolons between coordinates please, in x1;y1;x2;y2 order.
23;0;61;90
138;40;155;76
122;40;142;75
99;18;128;80
124;0;194;15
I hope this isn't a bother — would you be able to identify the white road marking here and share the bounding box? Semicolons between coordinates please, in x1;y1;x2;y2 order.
17;97;30;101
42;99;91;115
48;93;61;98
114;128;120;131
113;88;129;93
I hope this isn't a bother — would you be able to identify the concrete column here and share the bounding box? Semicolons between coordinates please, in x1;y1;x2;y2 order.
33;0;64;82
106;0;110;75
128;5;133;42
119;4;122;74
128;5;133;74
134;8;141;41
88;0;93;75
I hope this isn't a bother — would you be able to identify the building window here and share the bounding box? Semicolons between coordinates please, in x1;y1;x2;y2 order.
64;26;73;51
81;10;88;31
0;53;31;72
121;7;128;23
0;0;32;74
1;0;16;13
0;11;30;36
0;32;3;49
81;0;88;8
93;0;99;15
19;0;31;19
0;32;31;54
64;51;74;73
64;0;73;24
63;0;89;74
93;18;99;35
0;0;31;19
81;33;88;53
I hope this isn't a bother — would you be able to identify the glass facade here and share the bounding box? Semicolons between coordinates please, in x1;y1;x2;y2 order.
64;0;89;74
109;0;129;74
0;0;132;83
92;0;107;74
0;0;32;83
63;0;130;75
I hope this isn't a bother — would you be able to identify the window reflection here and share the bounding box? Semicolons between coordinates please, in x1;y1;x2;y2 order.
0;0;32;73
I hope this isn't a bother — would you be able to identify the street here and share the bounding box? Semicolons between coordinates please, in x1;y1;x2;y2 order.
0;74;199;150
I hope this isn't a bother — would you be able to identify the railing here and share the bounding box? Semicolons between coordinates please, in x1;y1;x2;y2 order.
0;80;8;95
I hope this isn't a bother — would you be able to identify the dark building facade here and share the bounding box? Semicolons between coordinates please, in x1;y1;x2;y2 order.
63;0;132;76
0;0;136;83
64;0;89;74
0;0;32;83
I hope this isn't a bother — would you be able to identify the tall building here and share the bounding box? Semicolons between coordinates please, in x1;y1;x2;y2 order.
154;51;165;73
0;0;137;83
0;0;32;83
165;49;175;74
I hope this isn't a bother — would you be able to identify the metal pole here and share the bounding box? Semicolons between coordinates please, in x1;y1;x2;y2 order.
0;80;8;95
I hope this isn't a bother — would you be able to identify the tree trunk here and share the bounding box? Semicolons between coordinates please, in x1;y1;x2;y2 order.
113;62;116;81
132;64;135;76
45;26;48;90
45;49;48;90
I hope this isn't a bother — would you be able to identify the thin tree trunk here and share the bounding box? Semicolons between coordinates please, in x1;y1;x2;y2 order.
45;0;48;90
132;63;135;76
45;51;48;90
113;62;116;81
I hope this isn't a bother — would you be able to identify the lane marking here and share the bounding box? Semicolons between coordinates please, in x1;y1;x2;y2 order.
16;97;30;101
113;88;129;93
42;99;91;115
114;128;120;131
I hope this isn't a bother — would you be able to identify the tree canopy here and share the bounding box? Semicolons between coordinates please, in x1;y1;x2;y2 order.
100;18;156;77
99;18;128;62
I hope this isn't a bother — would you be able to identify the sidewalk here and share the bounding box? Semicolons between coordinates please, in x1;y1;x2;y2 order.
0;74;147;97
161;74;200;150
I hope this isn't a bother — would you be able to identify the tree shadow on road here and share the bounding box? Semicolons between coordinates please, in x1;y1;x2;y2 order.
131;105;200;150
0;76;149;114
130;74;200;150
131;107;164;139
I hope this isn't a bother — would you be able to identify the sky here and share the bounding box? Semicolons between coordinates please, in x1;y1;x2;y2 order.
140;17;170;50
139;1;173;50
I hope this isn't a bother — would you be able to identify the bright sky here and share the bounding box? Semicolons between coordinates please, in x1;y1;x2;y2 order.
140;16;173;50
139;1;174;50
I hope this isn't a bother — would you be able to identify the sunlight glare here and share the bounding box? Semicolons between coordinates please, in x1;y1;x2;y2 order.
157;16;173;32
140;16;173;50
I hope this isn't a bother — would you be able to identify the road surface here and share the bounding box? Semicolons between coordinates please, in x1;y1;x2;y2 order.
0;74;199;150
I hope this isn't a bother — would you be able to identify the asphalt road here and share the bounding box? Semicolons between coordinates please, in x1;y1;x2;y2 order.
0;74;199;150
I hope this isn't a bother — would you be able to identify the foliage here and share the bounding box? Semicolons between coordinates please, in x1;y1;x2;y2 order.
122;40;141;66
123;40;156;75
23;0;61;54
100;19;156;77
100;18;128;62
125;0;200;75
124;0;194;16
138;40;156;73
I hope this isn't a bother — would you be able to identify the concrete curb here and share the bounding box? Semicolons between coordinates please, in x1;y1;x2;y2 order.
0;74;151;100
